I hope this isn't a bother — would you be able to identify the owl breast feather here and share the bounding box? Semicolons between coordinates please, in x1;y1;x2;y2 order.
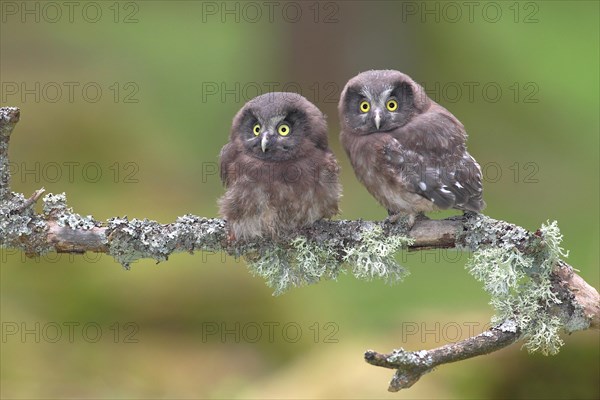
219;154;340;240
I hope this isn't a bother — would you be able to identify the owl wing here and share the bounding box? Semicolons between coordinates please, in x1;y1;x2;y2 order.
381;131;485;212
320;150;341;185
219;142;238;187
310;150;342;218
450;153;485;211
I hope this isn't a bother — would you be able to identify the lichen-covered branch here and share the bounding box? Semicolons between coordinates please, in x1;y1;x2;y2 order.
1;107;598;392
365;321;521;391
0;107;20;200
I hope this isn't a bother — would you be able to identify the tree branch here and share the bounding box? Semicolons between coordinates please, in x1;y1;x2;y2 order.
365;321;520;391
1;107;598;392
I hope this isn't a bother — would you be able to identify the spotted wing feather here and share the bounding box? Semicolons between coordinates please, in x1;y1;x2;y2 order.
381;108;485;212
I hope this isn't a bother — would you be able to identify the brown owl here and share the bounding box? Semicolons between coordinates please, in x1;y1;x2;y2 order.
338;70;485;225
219;92;341;241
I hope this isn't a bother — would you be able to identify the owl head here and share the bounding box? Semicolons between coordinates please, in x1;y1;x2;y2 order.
338;69;430;135
230;92;328;162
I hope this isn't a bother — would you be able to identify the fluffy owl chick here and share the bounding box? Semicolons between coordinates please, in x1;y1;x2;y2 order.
339;70;485;224
219;92;341;241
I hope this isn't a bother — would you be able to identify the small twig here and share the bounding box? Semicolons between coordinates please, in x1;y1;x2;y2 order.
365;323;520;391
16;187;46;213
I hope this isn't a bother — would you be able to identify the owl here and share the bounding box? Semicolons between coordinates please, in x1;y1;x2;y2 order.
338;70;485;225
219;92;341;241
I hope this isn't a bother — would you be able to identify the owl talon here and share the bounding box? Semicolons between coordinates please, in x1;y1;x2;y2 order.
384;212;429;230
385;213;415;229
226;230;237;246
413;212;430;223
385;212;403;224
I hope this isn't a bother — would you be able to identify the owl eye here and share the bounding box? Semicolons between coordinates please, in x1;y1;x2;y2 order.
386;99;398;111
277;123;291;136
252;124;261;136
359;101;370;113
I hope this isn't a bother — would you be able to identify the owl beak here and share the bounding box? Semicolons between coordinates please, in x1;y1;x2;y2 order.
261;132;270;152
374;109;382;130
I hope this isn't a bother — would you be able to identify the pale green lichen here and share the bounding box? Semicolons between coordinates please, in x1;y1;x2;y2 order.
0;191;51;255
466;220;568;355
246;225;413;295
106;215;225;269
43;193;97;230
387;348;434;367
290;236;340;279
245;237;338;296
522;315;564;354
343;225;412;283
467;247;532;298
539;220;569;271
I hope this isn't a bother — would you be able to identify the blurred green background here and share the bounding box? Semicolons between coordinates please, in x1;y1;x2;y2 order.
1;1;598;398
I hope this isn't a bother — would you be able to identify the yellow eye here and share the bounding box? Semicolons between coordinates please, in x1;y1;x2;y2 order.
386;99;398;111
277;123;291;136
359;101;370;113
253;124;261;136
